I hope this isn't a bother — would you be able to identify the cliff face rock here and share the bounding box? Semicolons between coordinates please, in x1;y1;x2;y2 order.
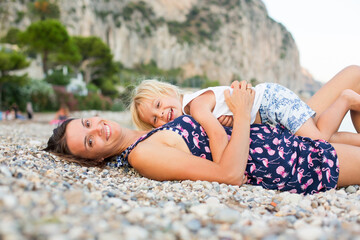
0;0;320;95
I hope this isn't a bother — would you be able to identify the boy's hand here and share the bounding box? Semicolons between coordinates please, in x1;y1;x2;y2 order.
218;115;233;127
231;80;252;89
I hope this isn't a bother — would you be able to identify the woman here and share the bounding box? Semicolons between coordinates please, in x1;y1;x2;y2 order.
44;67;360;194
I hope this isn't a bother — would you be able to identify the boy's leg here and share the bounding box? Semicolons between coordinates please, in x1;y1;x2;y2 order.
351;111;360;132
295;118;330;140
307;65;360;132
329;132;360;147
316;89;360;139
297;89;360;141
296;118;360;146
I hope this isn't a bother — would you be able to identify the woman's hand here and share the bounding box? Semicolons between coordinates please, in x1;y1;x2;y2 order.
224;80;255;118
231;80;252;90
218;80;252;126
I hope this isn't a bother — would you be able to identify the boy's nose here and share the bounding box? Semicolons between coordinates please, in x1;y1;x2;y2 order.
156;110;164;118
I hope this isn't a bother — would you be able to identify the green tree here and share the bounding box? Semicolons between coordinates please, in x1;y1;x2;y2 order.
72;36;119;95
0;50;29;109
29;0;60;20
20;19;71;74
54;38;81;67
1;28;22;44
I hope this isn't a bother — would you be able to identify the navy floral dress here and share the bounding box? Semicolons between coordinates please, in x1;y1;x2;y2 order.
108;115;339;195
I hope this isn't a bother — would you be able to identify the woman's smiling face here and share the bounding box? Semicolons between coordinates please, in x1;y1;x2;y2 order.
65;117;122;160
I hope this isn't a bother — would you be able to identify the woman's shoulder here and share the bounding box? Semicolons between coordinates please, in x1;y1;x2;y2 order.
129;128;188;161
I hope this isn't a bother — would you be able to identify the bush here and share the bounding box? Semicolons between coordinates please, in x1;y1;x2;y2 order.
100;78;119;98
117;85;135;110
76;93;112;111
1;77;118;112
181;75;218;88
2;79;56;112
181;75;219;88
111;99;126;111
45;70;71;86
52;85;78;111
86;83;100;93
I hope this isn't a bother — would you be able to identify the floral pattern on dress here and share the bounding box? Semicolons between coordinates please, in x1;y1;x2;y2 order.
108;115;339;195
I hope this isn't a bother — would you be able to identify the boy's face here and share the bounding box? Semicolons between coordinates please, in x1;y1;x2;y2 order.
138;94;183;128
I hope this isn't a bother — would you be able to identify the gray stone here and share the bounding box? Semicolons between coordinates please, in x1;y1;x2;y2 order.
214;208;240;224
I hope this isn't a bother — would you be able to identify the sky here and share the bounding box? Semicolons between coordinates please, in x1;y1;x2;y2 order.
262;0;360;83
262;0;360;132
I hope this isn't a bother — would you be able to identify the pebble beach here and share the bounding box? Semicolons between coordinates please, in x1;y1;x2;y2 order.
1;112;360;240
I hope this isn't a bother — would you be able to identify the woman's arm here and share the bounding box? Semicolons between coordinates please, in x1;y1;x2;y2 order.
223;81;254;179
130;141;241;184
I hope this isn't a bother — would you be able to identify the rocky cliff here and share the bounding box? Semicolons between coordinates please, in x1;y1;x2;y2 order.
0;0;322;95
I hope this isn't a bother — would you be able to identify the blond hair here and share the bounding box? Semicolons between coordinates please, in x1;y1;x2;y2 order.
130;79;182;130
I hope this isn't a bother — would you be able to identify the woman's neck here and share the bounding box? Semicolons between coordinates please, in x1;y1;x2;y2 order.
116;128;148;154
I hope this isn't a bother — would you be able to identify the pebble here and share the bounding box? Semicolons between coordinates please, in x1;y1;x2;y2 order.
214;208;240;223
296;225;324;240
0;113;359;239
186;219;202;232
0;166;12;177
345;185;357;194
205;196;220;205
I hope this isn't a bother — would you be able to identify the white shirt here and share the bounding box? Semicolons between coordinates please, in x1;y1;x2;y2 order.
182;84;266;124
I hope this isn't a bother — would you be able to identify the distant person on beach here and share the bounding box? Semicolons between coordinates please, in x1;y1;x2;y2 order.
26;102;34;120
50;104;70;125
11;103;19;119
10;103;25;120
4;109;13;120
44;65;360;195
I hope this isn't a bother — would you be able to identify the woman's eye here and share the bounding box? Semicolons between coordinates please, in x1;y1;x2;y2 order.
85;120;90;127
153;117;157;124
156;102;160;108
88;137;93;147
